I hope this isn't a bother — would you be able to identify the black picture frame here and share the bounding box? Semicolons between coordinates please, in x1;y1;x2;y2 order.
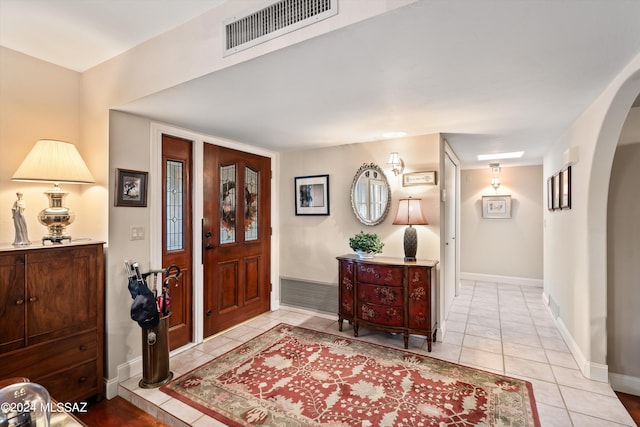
560;165;571;209
547;176;554;211
294;174;330;215
552;172;561;210
115;168;148;207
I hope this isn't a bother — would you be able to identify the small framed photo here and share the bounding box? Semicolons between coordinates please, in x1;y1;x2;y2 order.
560;166;571;210
482;195;512;219
403;171;437;186
552;172;561;210
115;168;148;207
295;174;330;215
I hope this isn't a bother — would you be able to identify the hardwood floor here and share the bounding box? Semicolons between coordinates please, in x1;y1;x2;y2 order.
74;396;167;427
616;392;640;426
74;392;640;426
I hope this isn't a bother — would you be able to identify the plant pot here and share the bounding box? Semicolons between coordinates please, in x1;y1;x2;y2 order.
355;250;375;258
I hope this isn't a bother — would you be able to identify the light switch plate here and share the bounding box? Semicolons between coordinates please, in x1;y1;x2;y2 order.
130;226;145;241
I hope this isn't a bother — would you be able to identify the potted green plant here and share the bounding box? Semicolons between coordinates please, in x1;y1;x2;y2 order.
349;231;384;258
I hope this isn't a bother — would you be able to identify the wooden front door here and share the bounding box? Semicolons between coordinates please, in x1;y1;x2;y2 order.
162;134;193;350
203;144;271;338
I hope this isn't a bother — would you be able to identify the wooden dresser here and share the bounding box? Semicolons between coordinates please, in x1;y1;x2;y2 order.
0;240;104;402
337;254;438;351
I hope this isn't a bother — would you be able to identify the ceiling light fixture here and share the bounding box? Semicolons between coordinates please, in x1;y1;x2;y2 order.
382;131;407;139
477;151;524;161
490;162;501;191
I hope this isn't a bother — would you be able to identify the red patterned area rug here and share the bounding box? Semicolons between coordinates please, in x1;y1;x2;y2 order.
161;324;540;426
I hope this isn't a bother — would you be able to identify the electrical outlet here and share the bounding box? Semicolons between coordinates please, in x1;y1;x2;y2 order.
130;226;145;241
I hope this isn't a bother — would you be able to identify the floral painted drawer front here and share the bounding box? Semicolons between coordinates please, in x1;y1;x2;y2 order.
339;261;354;315
358;303;404;327
408;267;427;329
356;264;403;286
358;283;403;307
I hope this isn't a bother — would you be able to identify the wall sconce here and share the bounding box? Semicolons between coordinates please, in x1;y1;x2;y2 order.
490;162;501;191
12;139;95;244
393;197;428;262
388;152;404;176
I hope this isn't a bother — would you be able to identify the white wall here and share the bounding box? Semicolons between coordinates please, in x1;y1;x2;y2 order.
279;134;441;284
543;53;640;381
460;165;543;282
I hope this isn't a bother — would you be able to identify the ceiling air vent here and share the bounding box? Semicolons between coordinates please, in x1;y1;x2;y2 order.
224;0;338;55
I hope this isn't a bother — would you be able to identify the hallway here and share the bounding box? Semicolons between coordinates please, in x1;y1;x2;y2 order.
118;280;636;426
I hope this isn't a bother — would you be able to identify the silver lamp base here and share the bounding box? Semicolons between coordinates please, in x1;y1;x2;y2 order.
38;185;75;244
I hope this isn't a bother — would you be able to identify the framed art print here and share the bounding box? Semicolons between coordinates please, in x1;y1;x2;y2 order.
560;166;571;209
115;168;148;207
482;195;512;219
402;171;437;186
295;174;330;215
552;172;561;210
547;176;554;211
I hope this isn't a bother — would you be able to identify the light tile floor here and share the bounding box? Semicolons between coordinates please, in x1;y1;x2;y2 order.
119;280;636;426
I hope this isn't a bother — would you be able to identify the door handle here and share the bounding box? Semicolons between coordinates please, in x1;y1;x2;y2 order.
206;243;217;250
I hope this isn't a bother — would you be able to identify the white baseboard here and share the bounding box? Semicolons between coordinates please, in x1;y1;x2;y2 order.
105;377;120;399
460;272;543;287
542;296;609;383
610;372;640;396
117;356;143;384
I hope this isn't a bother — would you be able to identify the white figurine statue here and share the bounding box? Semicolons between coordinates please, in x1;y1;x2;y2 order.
12;192;31;246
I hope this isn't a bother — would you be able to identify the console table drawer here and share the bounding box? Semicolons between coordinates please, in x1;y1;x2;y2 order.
358;302;404;327
356;264;403;286
358;283;403;307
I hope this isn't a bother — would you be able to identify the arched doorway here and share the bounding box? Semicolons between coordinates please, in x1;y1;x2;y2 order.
606;94;640;395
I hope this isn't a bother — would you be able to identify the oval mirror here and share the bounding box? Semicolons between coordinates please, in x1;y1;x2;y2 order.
350;163;391;226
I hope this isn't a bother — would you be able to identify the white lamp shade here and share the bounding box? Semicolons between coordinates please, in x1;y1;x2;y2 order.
12;139;94;184
388;152;402;166
393;197;428;225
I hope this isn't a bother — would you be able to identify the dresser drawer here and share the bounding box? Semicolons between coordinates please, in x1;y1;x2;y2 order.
358;283;403;307
35;360;98;402
358;302;403;327
0;331;97;380
356;263;403;286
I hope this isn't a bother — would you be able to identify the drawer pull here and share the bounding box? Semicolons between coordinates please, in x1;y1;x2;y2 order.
28;296;38;303
79;344;88;351
374;273;380;279
16;299;24;305
79;376;87;383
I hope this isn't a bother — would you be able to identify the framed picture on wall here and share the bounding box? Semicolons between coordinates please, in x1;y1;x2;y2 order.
547;176;554;211
552;172;561;210
115;168;148;207
294;174;330;215
560;166;571;209
402;171;437;186
482;195;512;219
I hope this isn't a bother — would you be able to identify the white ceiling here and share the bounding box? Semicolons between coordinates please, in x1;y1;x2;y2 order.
2;0;640;168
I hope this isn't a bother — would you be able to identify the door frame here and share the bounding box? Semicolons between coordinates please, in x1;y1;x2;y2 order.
440;140;461;341
149;122;280;350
